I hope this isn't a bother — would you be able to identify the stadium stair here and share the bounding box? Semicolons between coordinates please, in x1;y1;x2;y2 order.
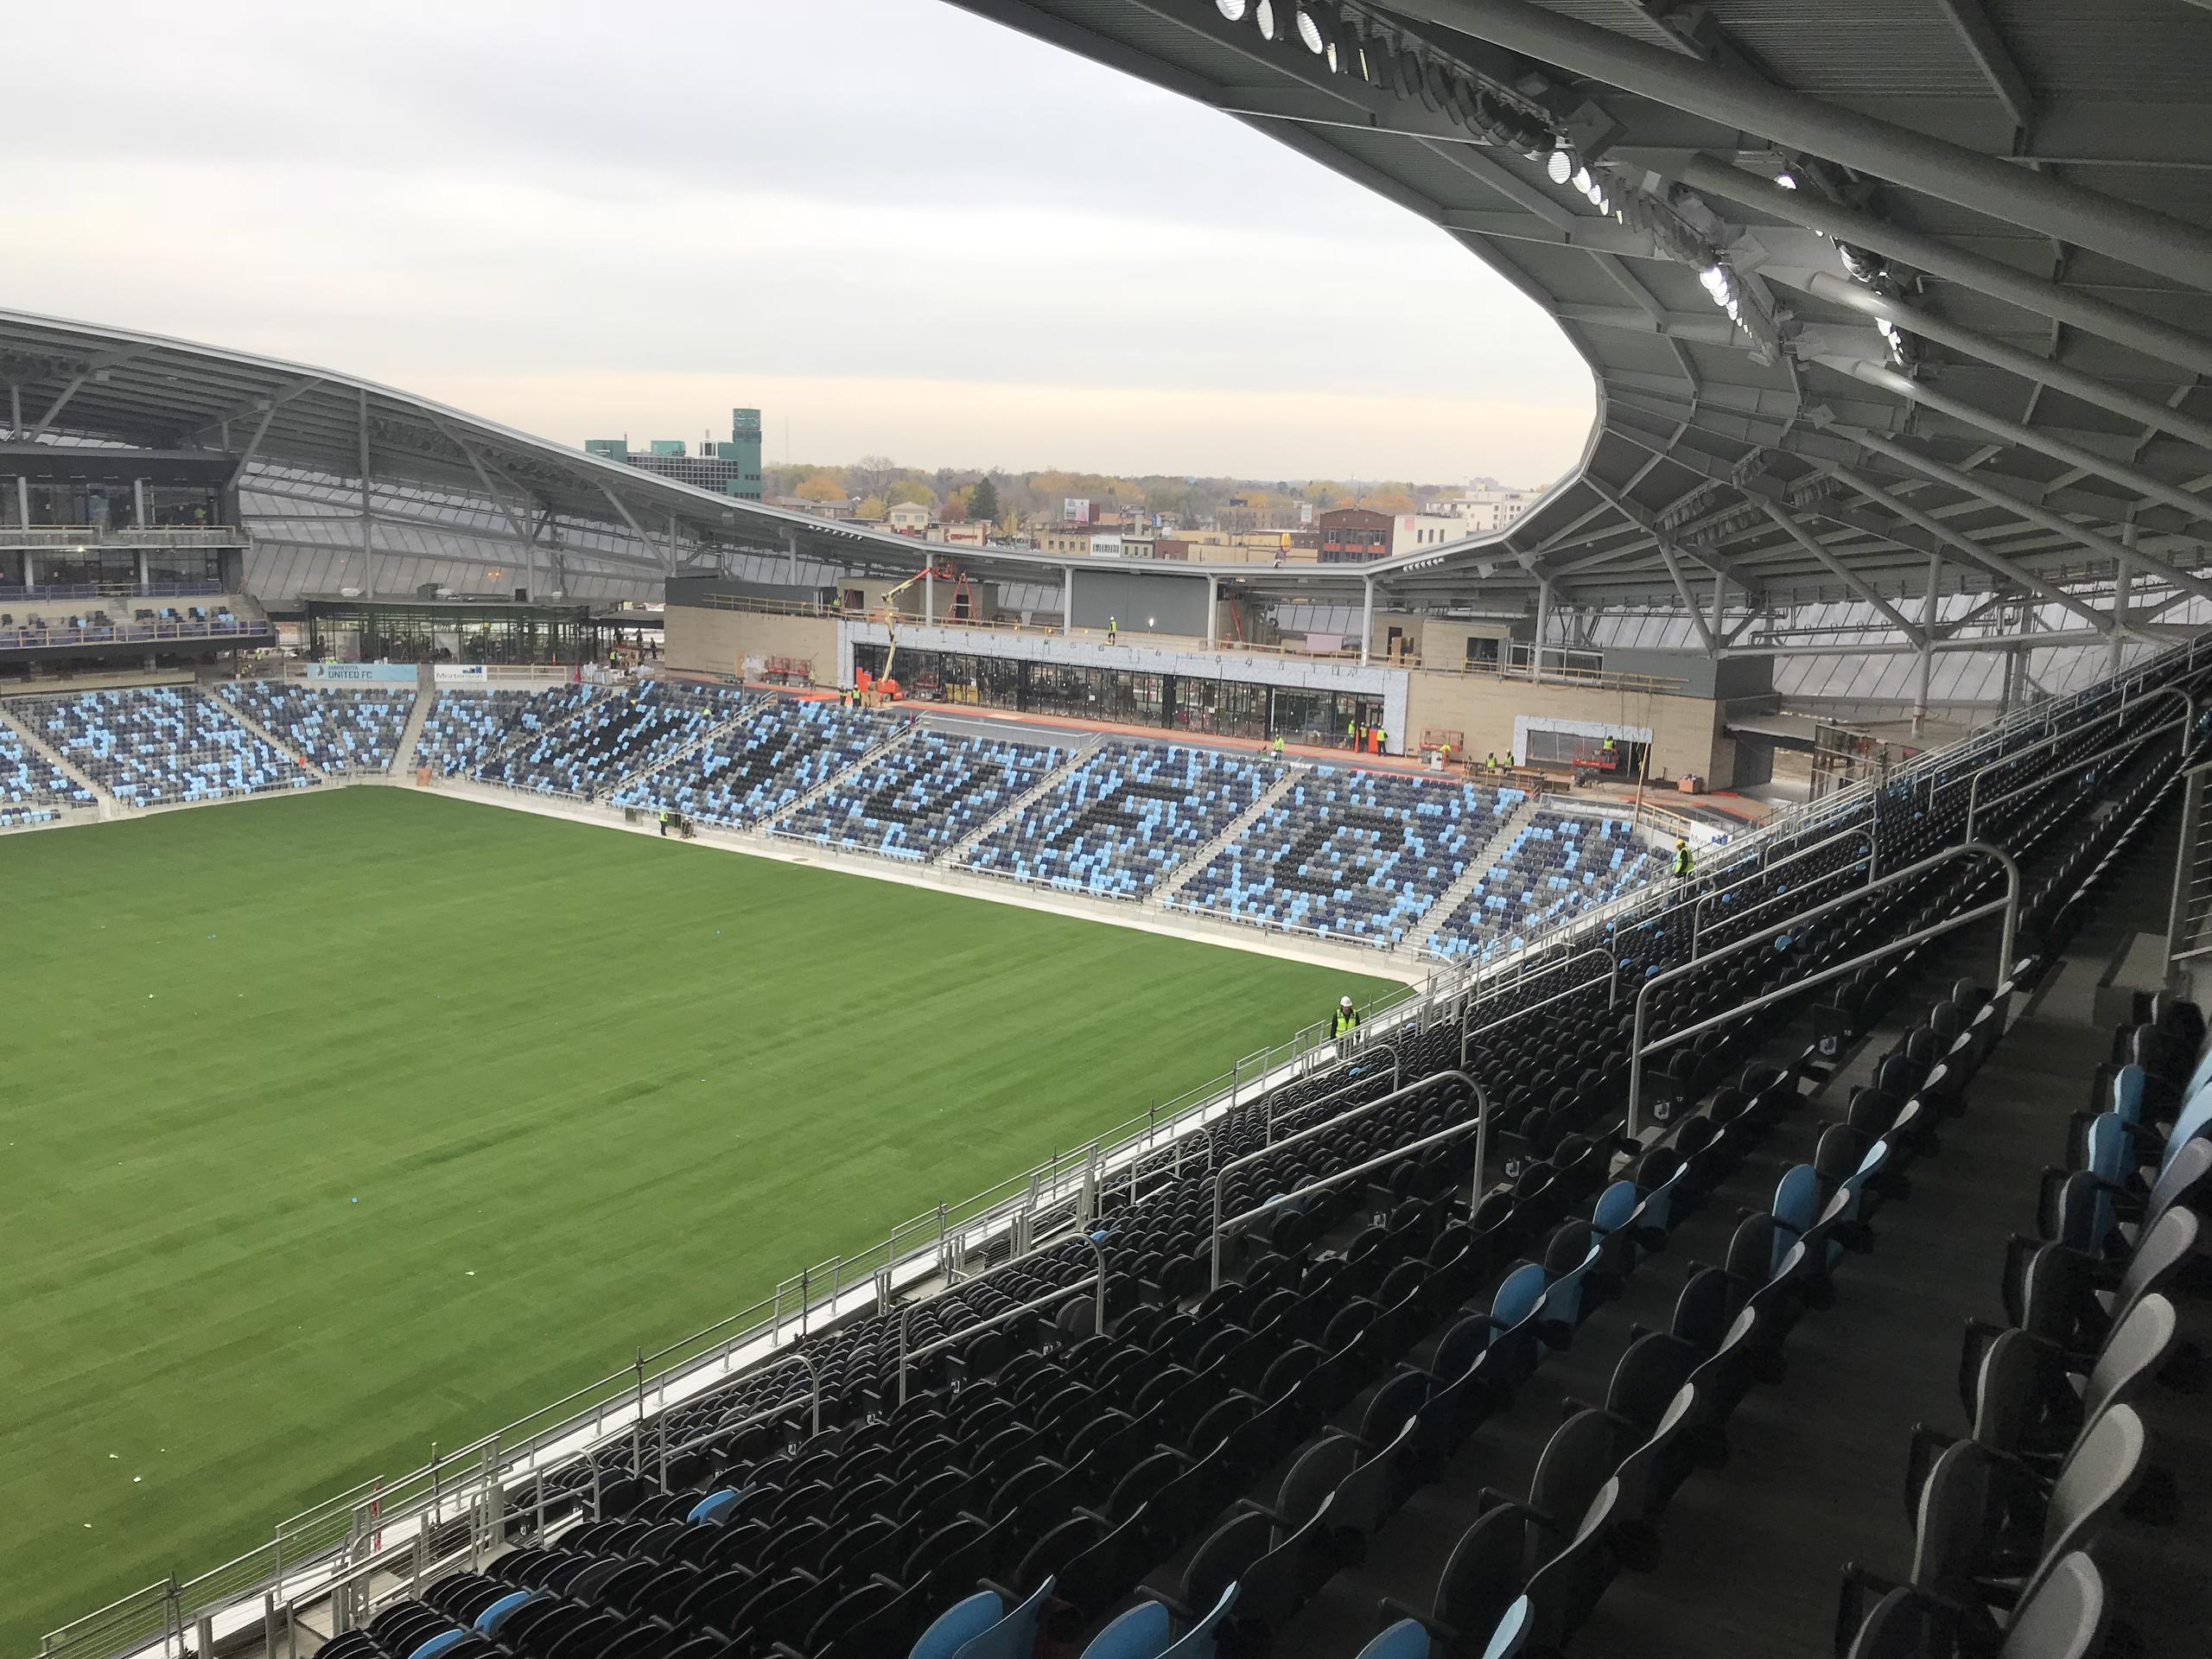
0;697;110;806
756;719;920;832
1395;796;1547;962
208;685;332;782
393;677;435;774
941;733;1105;868
599;690;766;804
1152;766;1304;907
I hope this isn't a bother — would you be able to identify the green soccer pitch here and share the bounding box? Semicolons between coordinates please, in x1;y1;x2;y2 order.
1;787;1390;1652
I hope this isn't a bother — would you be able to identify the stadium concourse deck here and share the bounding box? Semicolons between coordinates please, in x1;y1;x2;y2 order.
0;673;1694;978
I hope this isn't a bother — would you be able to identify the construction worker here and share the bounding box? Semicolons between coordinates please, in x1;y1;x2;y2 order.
1346;716;1357;750
1376;728;1389;755
1673;836;1696;881
1270;734;1285;759
1332;995;1360;1039
658;807;671;837
1107;615;1118;644
1485;752;1499;773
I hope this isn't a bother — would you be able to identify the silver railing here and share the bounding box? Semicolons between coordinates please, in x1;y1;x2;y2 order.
2166;759;2212;982
1210;1070;1489;1287
1625;842;2022;1138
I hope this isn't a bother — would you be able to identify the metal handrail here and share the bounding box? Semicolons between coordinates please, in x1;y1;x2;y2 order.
1461;972;1616;1068
1211;1111;1494;1289
896;1235;1108;1403
1967;709;2191;839
1691;825;1872;958
1263;1050;1401;1145
651;1351;823;1481
1625;842;2021;1137
1950;685;2190;835
1210;1070;1485;1287
2165;758;2212;980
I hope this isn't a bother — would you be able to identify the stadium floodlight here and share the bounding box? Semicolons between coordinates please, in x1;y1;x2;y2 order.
1776;170;1798;189
1215;0;1249;19
1294;3;1329;55
1255;0;1276;39
1547;145;1574;185
1573;166;1593;195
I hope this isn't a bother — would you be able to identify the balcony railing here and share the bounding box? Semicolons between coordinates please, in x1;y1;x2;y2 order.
0;524;246;550
0;617;270;652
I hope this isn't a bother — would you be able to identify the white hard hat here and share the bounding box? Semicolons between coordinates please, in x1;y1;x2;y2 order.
1340;995;1354;1008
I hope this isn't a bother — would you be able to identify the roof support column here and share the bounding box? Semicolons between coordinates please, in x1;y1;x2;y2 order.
1413;0;2212;292
1709;572;1726;652
924;564;934;626
1205;576;1217;649
2112;531;2135;679
785;529;798;588
1916;555;1940;734
665;514;678;576
17;475;31;532
1065;563;1076;638
1532;577;1551;683
357;388;374;601
132;477;149;530
1359;578;1374;666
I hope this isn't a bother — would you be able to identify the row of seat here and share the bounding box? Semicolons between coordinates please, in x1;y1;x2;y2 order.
1171;771;1515;944
771;731;1066;862
210;682;415;775
963;741;1277;898
1427;815;1659;963
1833;985;2212;1658
21;685;312;805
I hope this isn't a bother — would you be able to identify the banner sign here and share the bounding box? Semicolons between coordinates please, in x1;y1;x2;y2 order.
433;664;489;683
305;662;417;685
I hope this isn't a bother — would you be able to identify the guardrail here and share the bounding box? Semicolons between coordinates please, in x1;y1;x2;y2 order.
0;619;268;652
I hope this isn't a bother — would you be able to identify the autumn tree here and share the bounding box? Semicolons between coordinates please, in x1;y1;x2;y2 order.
970;474;1001;524
795;472;847;503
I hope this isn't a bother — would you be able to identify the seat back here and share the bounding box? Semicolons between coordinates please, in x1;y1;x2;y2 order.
1528;1409;1617;1532
909;1591;1002;1659
1077;1599;1171;1659
1354;1620;1433;1659
1157;1582;1239;1659
2041;1405;2146;1560
951;1574;1056;1659
2082;1294;2177;1421
2113;1209;2202;1328
2000;1553;2108;1659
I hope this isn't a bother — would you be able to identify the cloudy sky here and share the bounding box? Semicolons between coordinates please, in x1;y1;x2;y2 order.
3;0;1592;485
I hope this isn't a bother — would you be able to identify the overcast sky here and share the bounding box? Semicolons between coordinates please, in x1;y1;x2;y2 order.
3;0;1593;485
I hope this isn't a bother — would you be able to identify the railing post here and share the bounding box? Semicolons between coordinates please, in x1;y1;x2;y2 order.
2167;760;2209;987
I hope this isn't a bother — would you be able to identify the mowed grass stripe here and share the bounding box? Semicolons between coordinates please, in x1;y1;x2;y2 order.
0;787;1385;1651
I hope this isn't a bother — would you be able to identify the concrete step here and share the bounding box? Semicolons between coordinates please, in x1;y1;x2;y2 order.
0;697;111;807
1151;763;1300;905
760;720;917;831
203;685;329;782
392;670;435;775
940;733;1104;868
1395;793;1546;957
602;693;767;801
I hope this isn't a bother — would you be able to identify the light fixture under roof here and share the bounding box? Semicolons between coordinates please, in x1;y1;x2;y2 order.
1546;146;1574;186
1255;0;1276;38
1215;0;1248;19
1295;3;1325;53
1776;171;1797;190
1573;166;1593;195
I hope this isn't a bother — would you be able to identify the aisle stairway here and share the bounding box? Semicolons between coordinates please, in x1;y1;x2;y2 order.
1397;795;1546;960
1153;766;1302;906
940;734;1103;868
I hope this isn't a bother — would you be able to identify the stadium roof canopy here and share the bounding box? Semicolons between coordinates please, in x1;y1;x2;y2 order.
944;0;2212;648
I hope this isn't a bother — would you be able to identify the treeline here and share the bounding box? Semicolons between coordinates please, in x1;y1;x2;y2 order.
759;456;1456;530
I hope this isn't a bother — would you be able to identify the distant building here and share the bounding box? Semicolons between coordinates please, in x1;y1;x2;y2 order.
887;502;931;534
1391;513;1464;557
1436;484;1539;532
1038;524;1127;558
774;493;855;521
1319;507;1391;563
586;407;765;500
1217;494;1305;535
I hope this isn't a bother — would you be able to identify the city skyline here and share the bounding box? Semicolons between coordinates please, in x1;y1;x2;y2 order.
1;0;1595;484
